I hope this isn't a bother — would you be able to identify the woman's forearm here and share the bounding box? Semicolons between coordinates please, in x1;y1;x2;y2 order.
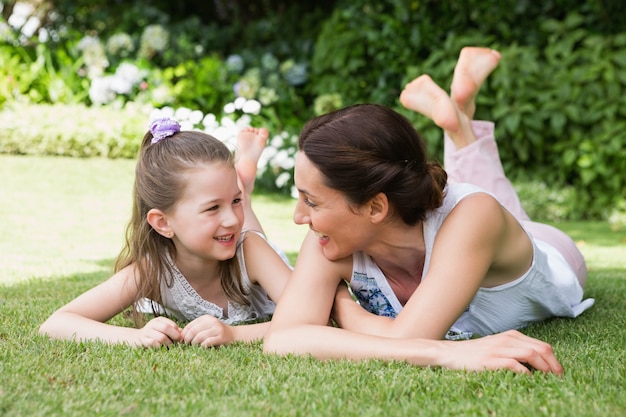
264;324;442;365
230;321;272;343
263;324;563;374
331;295;396;337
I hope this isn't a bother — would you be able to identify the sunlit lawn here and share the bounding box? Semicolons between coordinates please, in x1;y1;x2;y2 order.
1;154;625;416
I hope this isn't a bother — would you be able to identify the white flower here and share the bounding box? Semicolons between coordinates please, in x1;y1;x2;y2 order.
242;99;261;115
223;102;236;114
115;62;143;85
226;54;244;73
258;147;277;174
89;76;115;105
275;172;291;188
0;22;13;42
271;150;295;170
109;76;133;94
236;114;252;127
270;134;284;148
220;115;236;128
78;36;108;78
189;110;204;125
159;106;175;118
141;25;168;52
106;33;134;56
174;107;192;121
202;113;218;129
234;96;247;110
179;120;196;131
77;35;100;51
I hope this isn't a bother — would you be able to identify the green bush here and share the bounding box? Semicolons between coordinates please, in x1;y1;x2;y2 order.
2;1;625;219
390;15;626;220
513;181;578;222
486;16;626;219
161;54;238;114
0;103;146;158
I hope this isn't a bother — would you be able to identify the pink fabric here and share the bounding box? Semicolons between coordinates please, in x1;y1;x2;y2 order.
444;121;587;287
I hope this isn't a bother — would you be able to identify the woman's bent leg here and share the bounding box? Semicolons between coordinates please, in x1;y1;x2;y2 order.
444;121;588;287
444;120;529;221
522;221;588;287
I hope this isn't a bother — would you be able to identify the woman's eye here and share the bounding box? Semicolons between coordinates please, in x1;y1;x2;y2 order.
304;197;316;208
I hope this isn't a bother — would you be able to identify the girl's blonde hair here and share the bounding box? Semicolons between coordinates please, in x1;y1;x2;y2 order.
115;128;248;325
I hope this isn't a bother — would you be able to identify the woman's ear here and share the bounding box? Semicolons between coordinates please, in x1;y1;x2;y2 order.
147;208;173;238
368;192;389;224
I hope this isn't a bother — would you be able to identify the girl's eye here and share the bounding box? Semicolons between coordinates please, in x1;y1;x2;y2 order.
206;205;219;212
233;198;242;205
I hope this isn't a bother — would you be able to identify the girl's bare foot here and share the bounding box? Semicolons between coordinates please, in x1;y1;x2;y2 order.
236;126;269;195
400;74;473;148
450;47;501;120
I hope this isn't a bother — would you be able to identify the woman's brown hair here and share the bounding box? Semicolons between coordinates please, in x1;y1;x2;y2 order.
298;103;448;225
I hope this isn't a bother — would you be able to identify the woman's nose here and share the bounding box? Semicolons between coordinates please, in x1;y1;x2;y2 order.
293;200;310;225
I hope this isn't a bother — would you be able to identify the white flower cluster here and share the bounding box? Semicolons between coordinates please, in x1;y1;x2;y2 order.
106;33;135;57
223;97;262;116
148;106;251;152
149;99;298;195
78;36;109;78
139;24;169;59
89;62;145;105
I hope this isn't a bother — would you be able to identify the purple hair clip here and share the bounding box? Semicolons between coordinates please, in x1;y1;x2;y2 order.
150;118;181;144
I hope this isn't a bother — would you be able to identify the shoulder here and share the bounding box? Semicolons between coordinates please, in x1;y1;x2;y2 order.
239;229;292;285
443;192;507;243
443;183;491;206
238;229;273;257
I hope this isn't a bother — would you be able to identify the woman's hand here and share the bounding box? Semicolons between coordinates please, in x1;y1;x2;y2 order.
137;316;183;347
181;315;234;347
440;330;563;374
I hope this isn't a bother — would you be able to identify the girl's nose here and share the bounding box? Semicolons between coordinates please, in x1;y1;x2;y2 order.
222;207;242;228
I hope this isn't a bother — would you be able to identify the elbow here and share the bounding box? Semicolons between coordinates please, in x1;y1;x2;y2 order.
262;327;280;354
38;318;53;338
262;326;291;355
39;311;64;339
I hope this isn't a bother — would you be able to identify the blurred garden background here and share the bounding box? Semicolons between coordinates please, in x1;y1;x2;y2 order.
1;0;625;220
2;2;626;416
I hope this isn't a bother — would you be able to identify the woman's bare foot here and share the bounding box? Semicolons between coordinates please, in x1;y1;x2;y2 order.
235;126;269;195
450;47;501;120
400;74;474;148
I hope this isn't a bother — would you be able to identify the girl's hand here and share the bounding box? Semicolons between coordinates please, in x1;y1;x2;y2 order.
181;315;234;347
441;330;563;374
138;316;183;347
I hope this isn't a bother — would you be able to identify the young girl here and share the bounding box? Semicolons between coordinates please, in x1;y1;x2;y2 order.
263;47;592;373
40;119;292;348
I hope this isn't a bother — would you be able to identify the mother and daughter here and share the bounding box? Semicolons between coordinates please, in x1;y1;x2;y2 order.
40;47;593;374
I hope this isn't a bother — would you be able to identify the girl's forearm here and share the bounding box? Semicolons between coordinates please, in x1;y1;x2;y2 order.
39;312;142;345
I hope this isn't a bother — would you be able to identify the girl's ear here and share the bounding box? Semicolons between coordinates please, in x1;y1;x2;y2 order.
367;192;389;224
147;208;173;238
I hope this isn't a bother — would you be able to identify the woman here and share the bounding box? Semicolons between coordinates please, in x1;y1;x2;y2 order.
263;47;592;373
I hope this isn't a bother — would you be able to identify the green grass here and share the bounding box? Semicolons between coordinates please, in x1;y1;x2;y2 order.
1;154;625;416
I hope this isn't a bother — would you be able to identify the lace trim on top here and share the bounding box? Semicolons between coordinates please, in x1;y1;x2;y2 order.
167;258;259;325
